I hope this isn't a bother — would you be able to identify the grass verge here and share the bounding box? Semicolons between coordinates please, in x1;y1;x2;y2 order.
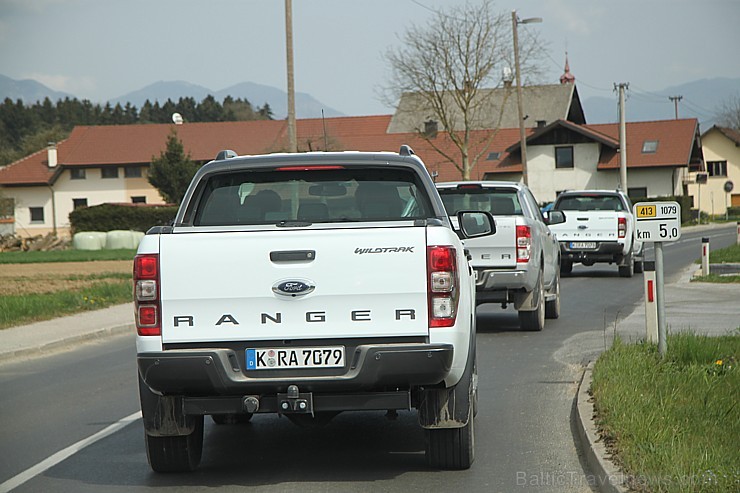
0;280;132;329
0;249;137;264
694;243;740;264
591;333;739;492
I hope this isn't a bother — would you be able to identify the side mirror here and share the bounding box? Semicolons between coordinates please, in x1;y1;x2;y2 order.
544;210;566;225
456;210;496;238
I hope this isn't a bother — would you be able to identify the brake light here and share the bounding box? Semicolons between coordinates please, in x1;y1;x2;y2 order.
275;165;344;171
134;254;161;336
516;225;531;263
427;246;459;328
618;217;627;239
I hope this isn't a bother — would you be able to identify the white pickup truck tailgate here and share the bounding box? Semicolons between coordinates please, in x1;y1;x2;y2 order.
453;216;517;268
158;227;429;343
549;211;620;242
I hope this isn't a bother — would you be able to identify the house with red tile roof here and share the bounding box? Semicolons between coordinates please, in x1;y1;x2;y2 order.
686;125;740;215
0;111;703;238
488;118;704;203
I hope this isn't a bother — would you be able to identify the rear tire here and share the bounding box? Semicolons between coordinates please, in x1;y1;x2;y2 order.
425;406;475;470
519;272;545;331
560;260;573;275
634;259;644;274
619;254;635;278
145;415;204;473
545;269;561;319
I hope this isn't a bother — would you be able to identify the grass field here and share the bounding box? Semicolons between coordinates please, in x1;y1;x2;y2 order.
591;334;740;492
0;249;134;329
0;249;136;264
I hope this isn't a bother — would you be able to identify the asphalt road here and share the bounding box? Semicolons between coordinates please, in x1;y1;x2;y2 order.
0;224;735;492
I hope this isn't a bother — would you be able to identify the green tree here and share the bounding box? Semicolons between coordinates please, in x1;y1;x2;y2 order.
147;130;201;204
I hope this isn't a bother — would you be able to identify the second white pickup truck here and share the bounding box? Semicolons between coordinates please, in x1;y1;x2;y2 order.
436;181;565;331
549;190;644;277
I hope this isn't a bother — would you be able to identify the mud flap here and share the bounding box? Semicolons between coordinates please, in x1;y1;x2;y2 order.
139;374;196;437
418;319;475;430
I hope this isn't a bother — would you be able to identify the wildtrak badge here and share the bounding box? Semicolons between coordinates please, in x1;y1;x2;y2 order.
354;246;414;254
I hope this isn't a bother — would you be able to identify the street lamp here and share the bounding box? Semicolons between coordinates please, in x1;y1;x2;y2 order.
512;10;542;186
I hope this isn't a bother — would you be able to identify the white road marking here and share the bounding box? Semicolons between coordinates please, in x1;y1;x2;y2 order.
0;411;141;493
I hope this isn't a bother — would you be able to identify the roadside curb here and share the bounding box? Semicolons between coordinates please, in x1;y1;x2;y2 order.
0;322;134;364
576;362;628;493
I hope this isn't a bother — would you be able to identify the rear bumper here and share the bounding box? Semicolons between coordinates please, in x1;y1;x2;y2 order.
473;267;533;301
138;343;454;395
559;241;625;262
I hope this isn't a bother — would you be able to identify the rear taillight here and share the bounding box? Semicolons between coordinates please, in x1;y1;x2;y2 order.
618;217;627;239
134;254;161;336
516;225;532;263
427;246;459;328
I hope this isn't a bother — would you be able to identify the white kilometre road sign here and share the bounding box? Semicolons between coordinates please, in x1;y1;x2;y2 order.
633;201;682;242
632;201;682;357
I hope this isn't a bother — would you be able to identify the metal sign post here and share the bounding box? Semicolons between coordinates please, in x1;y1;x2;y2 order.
634;202;682;357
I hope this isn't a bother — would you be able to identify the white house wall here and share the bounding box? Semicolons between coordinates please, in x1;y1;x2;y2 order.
6;167;166;238
528;142;601;203
5;186;55;237
686;130;740;215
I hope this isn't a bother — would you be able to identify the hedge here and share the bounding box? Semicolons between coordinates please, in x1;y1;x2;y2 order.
69;203;178;233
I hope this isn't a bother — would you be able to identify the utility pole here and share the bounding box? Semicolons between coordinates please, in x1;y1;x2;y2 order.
615;83;629;192
668;95;683;119
285;0;297;152
512;11;542;186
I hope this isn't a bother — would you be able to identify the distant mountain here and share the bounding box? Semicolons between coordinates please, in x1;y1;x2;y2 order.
0;74;73;103
112;80;344;120
583;77;740;130
109;80;213;108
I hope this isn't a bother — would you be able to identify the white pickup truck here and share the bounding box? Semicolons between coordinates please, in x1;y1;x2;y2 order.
134;146;495;472
548;190;643;277
436;181;565;331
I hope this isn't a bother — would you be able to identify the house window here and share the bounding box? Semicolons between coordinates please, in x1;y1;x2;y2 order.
131;196;147;204
101;167;119;179
29;207;44;223
124;167;142;178
70;168;86;180
642;140;659;153
486;152;501;161
555;146;574;169
707;161;727;177
628;187;647;201
73;198;88;209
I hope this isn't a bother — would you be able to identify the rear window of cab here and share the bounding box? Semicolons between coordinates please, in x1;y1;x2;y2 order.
183;166;435;226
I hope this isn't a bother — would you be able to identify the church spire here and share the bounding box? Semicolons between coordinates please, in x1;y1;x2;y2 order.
560;52;575;84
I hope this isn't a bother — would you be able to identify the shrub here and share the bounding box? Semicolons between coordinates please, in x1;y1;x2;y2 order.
69;203;178;233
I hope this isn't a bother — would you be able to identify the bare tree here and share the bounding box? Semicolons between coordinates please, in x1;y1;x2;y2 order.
383;0;545;180
715;93;740;130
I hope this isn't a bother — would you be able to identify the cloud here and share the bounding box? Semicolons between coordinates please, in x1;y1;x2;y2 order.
543;0;608;36
23;72;97;95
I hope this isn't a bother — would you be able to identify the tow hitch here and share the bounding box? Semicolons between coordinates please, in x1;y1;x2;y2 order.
277;385;314;415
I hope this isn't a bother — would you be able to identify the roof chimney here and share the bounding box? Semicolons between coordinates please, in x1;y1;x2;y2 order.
424;120;438;138
47;142;58;168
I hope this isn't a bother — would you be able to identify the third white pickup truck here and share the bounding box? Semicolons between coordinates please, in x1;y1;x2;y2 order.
549;189;644;277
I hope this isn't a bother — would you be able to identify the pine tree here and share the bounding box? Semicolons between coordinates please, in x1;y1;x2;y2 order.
147;130;201;204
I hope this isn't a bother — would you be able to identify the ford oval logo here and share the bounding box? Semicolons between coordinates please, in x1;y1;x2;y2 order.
272;279;316;297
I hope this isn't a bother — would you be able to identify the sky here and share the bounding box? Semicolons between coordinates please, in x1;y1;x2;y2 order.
1;0;739;117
